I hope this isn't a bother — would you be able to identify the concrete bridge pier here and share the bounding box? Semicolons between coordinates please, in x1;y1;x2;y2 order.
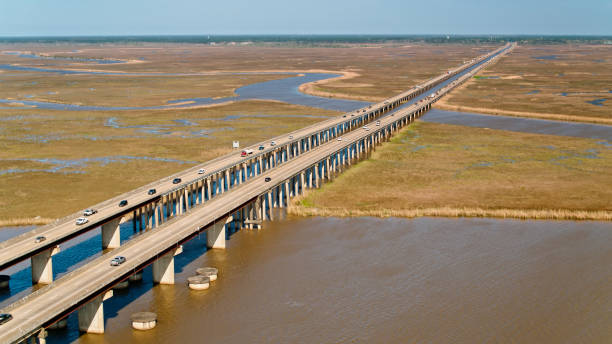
101;217;122;250
207;216;232;249
153;245;183;285
78;290;113;334
31;245;60;284
266;192;273;220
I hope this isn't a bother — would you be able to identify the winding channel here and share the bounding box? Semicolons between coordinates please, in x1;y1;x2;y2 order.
0;52;610;140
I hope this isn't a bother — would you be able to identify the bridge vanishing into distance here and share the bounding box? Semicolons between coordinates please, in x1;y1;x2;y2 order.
0;42;515;344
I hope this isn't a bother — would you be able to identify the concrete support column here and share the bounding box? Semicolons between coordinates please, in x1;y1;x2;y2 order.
153;246;183;285
78;290;113;334
37;329;47;344
148;203;154;228
101;217;122;250
300;172;305;194
225;169;230;191
31;245;60;284
184;188;190;212
155;202;161;227
206;178;212;200
284;181;290;206
266;192;273;220
207;216;232;249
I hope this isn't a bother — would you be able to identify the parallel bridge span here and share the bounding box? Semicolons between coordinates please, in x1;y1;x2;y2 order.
0;44;506;276
0;43;515;344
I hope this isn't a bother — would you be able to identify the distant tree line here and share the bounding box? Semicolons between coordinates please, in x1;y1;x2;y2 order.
0;35;610;45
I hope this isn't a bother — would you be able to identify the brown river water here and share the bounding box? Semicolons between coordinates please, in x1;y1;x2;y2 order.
41;216;611;343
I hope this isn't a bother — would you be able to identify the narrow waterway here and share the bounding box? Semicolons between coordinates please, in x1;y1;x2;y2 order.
31;216;610;344
423;109;612;140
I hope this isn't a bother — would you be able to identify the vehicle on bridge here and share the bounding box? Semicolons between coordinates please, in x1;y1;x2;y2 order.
83;209;97;216
240;149;253;157
198;168;206;174
75;217;88;225
270;141;276;146
173;178;182;184
118;200;128;207
258;145;265;150
110;256;126;266
148;189;157;195
265;177;272;182
0;313;12;325
34;236;46;243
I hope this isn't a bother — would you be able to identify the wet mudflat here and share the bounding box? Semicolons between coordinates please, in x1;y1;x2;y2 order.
43;216;612;344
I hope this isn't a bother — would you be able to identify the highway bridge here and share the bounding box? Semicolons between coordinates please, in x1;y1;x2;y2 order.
0;43;515;344
0;43;506;278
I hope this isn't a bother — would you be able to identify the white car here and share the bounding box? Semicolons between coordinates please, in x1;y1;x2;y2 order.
110;256;126;266
337;137;342;141
198;168;205;174
363;126;369;130
76;217;88;225
270;141;276;146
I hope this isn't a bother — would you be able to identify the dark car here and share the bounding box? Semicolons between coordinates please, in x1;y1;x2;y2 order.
83;209;97;216
148;189;156;195
265;177;272;182
0;313;12;325
173;178;182;184
34;236;46;243
258;145;265;150
118;200;128;207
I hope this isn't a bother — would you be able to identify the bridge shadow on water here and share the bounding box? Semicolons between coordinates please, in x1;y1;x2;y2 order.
45;224;242;343
0;221;143;308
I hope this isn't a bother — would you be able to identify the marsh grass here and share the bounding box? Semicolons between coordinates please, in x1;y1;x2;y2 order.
0;43;493;103
0;101;339;221
288;205;612;221
290;121;612;221
441;44;612;122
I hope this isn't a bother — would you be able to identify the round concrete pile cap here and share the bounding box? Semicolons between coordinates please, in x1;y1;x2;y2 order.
197;267;218;275
196;267;218;281
131;312;157;322
187;275;210;284
131;312;157;330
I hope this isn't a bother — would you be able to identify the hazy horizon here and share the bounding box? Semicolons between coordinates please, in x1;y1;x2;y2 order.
1;0;610;36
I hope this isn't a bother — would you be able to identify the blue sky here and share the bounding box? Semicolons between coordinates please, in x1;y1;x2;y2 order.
1;0;610;36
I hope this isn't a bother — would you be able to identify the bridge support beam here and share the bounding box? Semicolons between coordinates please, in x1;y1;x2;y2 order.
101;217;122;250
78;290;113;334
153;245;183;285
31;245;60;285
207;216;232;249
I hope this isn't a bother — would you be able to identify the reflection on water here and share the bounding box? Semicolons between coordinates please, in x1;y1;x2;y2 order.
422;109;612;141
0;156;197;176
30;216;611;344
